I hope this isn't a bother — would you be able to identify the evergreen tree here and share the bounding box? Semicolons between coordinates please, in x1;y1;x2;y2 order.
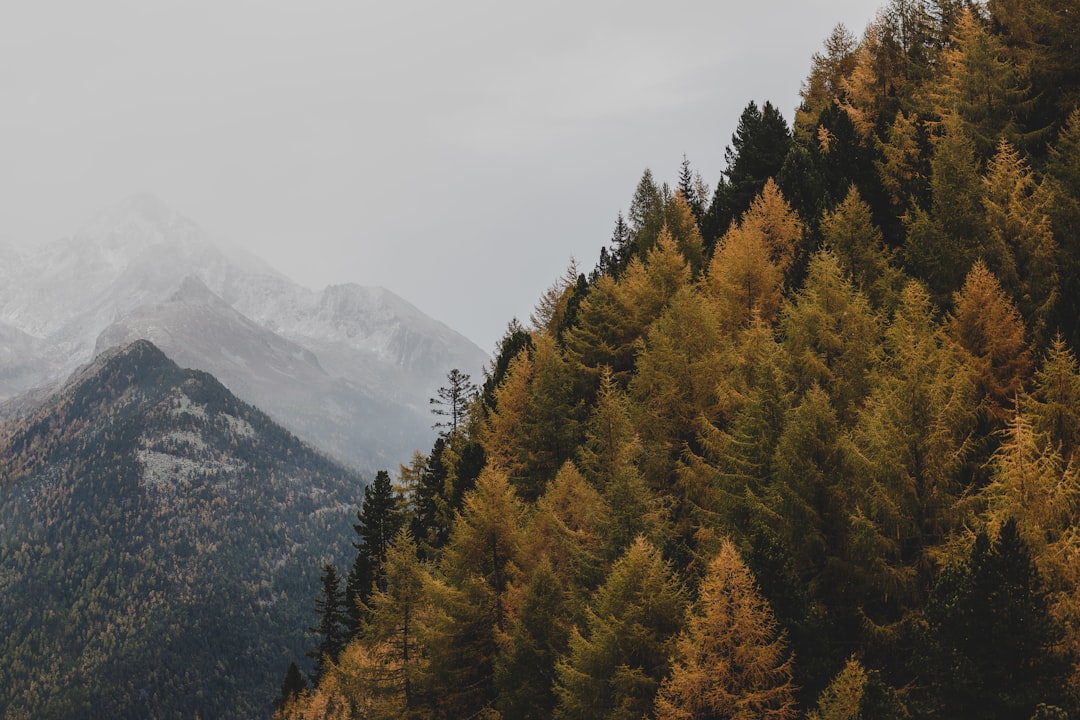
981;137;1059;339
482;319;534;410
781;249;881;425
915;520;1067;720
410;437;453;557
424;467;524;717
628;168;666;257
926;6;1034;156
704;102;793;247
430;368;478;437
273;661;308;713
360;527;430;717
307;563;349;683
795;24;859;141
346;469;405;633
554;537;685;720
1046;109;1080;348
945;260;1031;425
819;186;904;311
903;116;985;309
851;281;976;640
495;557;570;720
677;154;706;223
655;539;797;720
1025;334;1080;462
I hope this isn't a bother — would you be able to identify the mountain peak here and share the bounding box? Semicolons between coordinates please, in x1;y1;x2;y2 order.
72;193;207;264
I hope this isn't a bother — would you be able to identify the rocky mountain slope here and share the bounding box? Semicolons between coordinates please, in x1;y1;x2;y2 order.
0;340;365;719
0;193;488;470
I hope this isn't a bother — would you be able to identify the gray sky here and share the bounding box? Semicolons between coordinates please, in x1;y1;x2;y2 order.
1;1;882;353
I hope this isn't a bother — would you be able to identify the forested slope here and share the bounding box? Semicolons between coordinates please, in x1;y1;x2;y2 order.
281;2;1080;718
0;341;363;719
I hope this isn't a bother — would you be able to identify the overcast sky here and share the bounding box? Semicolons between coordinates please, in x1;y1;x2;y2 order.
1;1;883;353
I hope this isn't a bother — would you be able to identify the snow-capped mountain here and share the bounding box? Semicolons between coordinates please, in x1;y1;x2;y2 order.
0;193;488;470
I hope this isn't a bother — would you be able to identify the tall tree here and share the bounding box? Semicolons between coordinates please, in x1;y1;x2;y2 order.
819;186;904;311
424;466;524;717
628;168;666;258
655;539;797;720
945;260;1031;425
359;527;431;717
1046;109;1080;348
851;281;976;638
430;368;478;437
554;537;685;720
346;470;405;633
981;137;1059;338
494;558;570;720
705;180;802;332
925;6;1034;155
795;25;859;141
307;563;350;683
914;520;1067;720
903;116;985;305
704;102;793;246
781;248;881;425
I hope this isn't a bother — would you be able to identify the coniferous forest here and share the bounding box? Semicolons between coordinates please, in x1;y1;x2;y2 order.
280;2;1080;718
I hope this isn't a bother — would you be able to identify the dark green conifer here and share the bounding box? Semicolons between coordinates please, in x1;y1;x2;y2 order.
346;469;404;633
307;563;349;682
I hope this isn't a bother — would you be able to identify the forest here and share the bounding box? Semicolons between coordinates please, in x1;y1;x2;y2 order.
278;1;1080;718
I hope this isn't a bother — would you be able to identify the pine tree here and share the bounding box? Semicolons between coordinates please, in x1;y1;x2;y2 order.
494;558;570;720
704;102;793;247
628;169;666;258
819;186;903;311
903;116;985;307
307;563;350;683
554;537;685;720
945;260;1031;425
1046;109;1080;348
360;527;430;717
915;520;1067;720
706;180;802;332
982;137;1059;338
677;154;706;223
346;469;405;633
1025;334;1080;462
273;661;308;713
851;281;977;635
926;6;1034;156
526;461;608;607
430;368;478;437
630;286;726;484
654;539;797;720
409;439;447;556
424;466;524;717
795;24;859;141
781;249;881;425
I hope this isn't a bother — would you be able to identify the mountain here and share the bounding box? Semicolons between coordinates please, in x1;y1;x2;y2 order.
0;193;487;470
0;340;365;719
95;276;432;470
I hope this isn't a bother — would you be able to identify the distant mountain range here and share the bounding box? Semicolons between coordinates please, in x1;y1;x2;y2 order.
0;339;365;719
0;193;488;471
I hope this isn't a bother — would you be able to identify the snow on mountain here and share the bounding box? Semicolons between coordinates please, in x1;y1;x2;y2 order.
0;193;488;470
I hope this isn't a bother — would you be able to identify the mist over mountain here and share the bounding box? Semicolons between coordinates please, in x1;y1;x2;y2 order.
0;339;365;719
0;193;488;470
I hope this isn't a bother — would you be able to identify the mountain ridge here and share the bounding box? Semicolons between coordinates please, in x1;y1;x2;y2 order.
0;338;364;719
0;193;488;470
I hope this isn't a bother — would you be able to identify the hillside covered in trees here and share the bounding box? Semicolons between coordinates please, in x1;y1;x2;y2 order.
280;1;1080;718
0;341;363;719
